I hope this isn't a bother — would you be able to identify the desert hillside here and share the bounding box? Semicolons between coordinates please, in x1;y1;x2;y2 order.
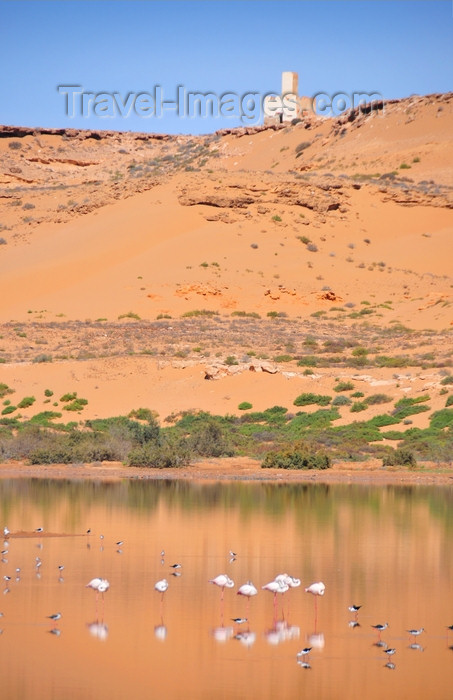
0;93;452;438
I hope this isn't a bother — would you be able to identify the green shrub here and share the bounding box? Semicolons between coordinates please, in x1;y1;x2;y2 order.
238;402;253;411
17;396;35;409
273;355;293;363
28;411;62;426
366;393;393;405
430;409;453;430
352;346;368;357
188;419;235;457
44;389;53;397
293;393;331;407
383;448;417;467
334;381;354;392
440;375;453;386
297;356;319;367
375;355;409;368
60;392;77;402
127;437;190;468
446;395;453;407
128;408;156;422
393;397;430;420
332;395;352;406
225;356;239;366
33;354;52;363
0;383;14;399
63;398;88;412
1;405;16;415
262;448;330;470
350;401;368;413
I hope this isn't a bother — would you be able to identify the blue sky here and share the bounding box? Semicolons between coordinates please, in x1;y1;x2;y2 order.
1;0;452;134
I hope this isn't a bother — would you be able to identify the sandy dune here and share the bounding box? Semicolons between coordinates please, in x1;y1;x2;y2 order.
0;92;452;427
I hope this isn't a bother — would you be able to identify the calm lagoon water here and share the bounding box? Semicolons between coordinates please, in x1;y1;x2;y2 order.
0;477;452;700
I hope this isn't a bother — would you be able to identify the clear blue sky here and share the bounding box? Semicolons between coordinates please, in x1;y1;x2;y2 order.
1;0;452;134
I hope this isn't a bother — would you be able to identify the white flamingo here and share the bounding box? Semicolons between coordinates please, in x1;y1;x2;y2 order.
262;579;289;611
237;581;258;615
86;577;110;605
209;574;234;601
305;581;325;625
154;578;169;602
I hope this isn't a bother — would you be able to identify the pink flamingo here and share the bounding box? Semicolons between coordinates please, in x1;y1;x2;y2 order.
237;581;258;616
154;578;169;603
86;577;110;615
209;574;234;601
305;581;325;627
262;579;289;616
275;573;300;616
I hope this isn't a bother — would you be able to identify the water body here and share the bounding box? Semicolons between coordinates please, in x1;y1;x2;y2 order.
0;478;452;699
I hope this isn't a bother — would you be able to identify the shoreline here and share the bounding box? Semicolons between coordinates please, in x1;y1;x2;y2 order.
1;457;453;486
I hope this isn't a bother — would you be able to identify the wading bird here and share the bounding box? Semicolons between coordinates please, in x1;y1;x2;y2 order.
209;574;234;601
262;579;289;612
154;578;169;602
237;581;258;615
371;622;389;639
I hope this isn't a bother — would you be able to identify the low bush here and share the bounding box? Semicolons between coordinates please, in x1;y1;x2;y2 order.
382;448;417;467
293;393;331;407
17;396;35;409
366;393;393;405
334;381;354;392
262;448;330;470
332;395;352;406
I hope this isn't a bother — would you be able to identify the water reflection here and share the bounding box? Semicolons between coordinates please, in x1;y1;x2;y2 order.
0;477;452;699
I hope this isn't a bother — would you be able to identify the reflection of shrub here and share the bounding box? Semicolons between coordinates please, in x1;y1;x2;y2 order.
262;448;330;470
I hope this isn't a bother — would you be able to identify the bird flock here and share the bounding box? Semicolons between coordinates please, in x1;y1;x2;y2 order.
2;525;452;670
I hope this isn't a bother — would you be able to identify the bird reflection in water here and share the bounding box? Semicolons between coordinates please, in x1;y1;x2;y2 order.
154;622;167;641
265;618;300;646
87;621;109;641
234;630;256;647
307;632;325;650
211;625;234;643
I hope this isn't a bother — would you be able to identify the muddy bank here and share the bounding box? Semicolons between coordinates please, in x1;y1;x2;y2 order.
1;458;452;486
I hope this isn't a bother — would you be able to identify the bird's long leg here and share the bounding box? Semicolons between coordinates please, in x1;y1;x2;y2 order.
314;597;318;632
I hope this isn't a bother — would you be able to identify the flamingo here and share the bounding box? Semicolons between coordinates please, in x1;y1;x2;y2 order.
86;577;110;606
209;574;234;601
154;578;169;603
237;581;258;615
262;579;289;614
305;581;325;626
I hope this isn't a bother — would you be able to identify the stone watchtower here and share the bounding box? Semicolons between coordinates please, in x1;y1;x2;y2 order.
264;72;314;125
